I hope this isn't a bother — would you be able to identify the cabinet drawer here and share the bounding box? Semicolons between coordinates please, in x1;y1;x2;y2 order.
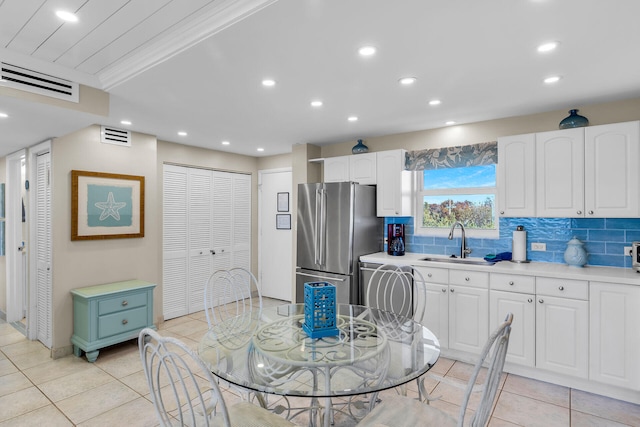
449;270;489;288
414;266;448;284
491;273;535;293
536;277;588;300
98;306;148;339
98;292;148;316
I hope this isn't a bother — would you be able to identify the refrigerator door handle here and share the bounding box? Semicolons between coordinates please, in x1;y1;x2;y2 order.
314;188;321;264
319;188;327;265
296;271;347;282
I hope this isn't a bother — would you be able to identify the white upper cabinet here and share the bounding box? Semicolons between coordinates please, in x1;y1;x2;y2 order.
584;121;640;217
498;133;536;217
376;149;412;217
324;153;376;185
536;128;585;217
535;121;640;218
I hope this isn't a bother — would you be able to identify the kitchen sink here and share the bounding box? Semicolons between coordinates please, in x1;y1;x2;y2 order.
420;257;496;266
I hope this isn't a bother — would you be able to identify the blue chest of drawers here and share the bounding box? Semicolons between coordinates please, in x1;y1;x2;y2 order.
71;280;156;362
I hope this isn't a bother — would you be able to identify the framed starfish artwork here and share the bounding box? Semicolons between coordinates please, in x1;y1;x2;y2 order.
71;170;145;240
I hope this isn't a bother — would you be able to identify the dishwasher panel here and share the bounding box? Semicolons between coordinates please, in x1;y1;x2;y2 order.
359;262;413;318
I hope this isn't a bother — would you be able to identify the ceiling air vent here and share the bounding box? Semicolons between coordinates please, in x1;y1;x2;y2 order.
0;62;79;102
101;126;131;147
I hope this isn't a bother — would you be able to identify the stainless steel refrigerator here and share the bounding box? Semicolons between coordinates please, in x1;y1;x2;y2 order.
296;182;382;304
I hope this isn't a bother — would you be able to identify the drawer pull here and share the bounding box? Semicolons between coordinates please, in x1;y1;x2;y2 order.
509;281;514;286
465;277;470;282
538;299;544;304
558;286;564;291
450;289;455;293
527;298;533;303
122;319;128;325
441;288;446;293
427;273;432;278
121;300;128;306
577;210;582;215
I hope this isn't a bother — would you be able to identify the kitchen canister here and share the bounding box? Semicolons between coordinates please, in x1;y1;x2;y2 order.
564;237;588;267
511;225;529;263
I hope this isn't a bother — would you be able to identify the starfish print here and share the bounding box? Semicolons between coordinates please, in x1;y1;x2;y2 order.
94;192;127;221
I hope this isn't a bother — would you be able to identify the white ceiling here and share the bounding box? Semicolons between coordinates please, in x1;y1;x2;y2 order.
1;0;640;158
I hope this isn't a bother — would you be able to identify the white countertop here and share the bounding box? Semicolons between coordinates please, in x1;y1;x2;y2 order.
360;252;640;286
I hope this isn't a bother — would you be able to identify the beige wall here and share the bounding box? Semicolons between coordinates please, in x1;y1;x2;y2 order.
319;98;640;157
50;125;159;357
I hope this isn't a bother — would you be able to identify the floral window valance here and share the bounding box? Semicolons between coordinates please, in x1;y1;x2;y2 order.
405;141;497;171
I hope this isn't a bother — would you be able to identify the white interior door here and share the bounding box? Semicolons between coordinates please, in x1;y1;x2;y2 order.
259;168;292;301
34;151;52;348
6;150;26;326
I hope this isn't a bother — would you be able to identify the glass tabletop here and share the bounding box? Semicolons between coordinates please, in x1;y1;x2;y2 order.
198;303;440;398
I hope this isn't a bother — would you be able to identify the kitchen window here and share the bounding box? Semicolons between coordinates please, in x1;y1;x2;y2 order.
410;147;499;238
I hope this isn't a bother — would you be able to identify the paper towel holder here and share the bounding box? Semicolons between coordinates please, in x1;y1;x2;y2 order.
510;225;531;263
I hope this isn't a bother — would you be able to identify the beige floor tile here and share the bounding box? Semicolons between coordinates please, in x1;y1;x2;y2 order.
430;356;456;375
0;330;26;347
0;386;51;422
94;345;142;379
78;396;158;427
164;318;209;337
571;389;640;426
503;374;570;408
0;358;18;376
0;404;73;427
571;410;630;427
119;369;152;395
492;390;569;427
22;353;94;384
9;345;53;370
0;371;32;397
0;338;49;358
38;365;114;402
488;417;521;427
55;380;140;424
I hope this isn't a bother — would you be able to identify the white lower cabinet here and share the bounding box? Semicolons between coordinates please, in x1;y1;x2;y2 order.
448;270;489;354
424;283;449;349
590;282;640;389
490;289;535;366
535;278;589;379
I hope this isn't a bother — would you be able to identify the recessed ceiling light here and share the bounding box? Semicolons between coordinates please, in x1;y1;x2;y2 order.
0;112;9;118
222;140;230;145
310;100;323;107
56;10;78;22
358;46;376;56
262;79;276;87
257;148;265;152
445;121;456;125
348;116;358;122
429;99;441;106
399;77;417;85
544;75;561;84
537;41;559;52
178;131;187;137
120;120;132;125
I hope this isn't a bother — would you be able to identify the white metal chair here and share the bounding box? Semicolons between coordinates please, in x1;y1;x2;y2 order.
204;267;263;329
138;327;295;427
356;312;514;427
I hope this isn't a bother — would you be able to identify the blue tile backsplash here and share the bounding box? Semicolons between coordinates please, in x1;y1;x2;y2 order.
384;217;640;269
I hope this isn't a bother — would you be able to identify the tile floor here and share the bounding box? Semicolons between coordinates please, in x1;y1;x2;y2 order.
1;298;640;426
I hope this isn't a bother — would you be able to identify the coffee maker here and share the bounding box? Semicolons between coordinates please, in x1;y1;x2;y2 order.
387;224;405;256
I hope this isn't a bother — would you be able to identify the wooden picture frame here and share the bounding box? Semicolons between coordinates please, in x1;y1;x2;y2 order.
71;170;145;240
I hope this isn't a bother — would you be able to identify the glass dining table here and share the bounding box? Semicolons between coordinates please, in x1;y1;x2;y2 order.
198;303;440;427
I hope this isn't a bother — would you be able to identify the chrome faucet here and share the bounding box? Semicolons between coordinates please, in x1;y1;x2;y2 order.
448;221;471;258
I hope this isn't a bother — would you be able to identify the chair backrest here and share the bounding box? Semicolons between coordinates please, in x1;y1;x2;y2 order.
138;327;231;427
364;264;428;324
458;312;514;427
204;267;262;328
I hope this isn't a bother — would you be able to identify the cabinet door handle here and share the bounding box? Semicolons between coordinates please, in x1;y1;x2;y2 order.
121;300;128;306
441;288;446;293
465;277;470;282
558;286;564;291
588;210;594;215
509;281;514;286
527;298;533;303
538;299;544;304
500;210;505;214
450;289;455;293
427;273;433;278
122;319;128;325
577;210;582;215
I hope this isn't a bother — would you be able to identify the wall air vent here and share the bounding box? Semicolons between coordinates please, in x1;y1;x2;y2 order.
0;62;79;103
101;126;131;147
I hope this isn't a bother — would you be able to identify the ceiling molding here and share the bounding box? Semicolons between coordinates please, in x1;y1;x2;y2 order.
99;0;278;91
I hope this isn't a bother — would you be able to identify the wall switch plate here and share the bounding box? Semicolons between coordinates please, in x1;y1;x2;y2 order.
624;246;633;256
531;242;546;251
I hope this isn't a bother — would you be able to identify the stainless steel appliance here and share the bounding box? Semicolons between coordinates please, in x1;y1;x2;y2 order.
359;262;413;317
633;241;640;272
296;182;382;304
